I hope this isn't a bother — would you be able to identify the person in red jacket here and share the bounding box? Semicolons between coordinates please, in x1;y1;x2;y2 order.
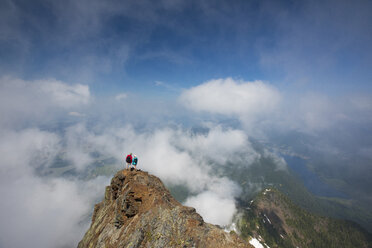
125;153;133;169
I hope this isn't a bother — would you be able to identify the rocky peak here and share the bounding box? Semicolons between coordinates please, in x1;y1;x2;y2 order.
78;169;252;248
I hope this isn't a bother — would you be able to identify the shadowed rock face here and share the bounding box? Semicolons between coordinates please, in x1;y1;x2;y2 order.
78;169;252;248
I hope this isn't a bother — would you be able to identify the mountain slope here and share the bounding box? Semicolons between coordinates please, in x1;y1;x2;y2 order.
237;188;372;248
78;169;252;248
221;149;372;233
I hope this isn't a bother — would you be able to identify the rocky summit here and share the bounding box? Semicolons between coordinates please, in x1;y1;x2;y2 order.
78;169;252;248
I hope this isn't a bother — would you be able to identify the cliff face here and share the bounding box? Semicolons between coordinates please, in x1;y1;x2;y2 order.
78;169;252;248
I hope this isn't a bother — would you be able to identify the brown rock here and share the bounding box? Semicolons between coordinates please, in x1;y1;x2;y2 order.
78;169;252;248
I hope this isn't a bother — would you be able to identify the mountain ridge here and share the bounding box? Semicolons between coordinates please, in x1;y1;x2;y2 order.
78;169;252;248
237;187;372;248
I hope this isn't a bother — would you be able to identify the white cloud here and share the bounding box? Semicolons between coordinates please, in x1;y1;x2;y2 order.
7;74;372;246
115;93;127;101
184;176;241;226
280;93;372;133
38;79;90;108
64;124;94;171
155;81;165;86
0;127;110;248
51;124;255;227
0;176;103;248
0;128;60;174
179;78;281;118
0;77;90;127
68;111;85;117
176;126;259;165
297;93;336;131
185;191;237;226
179;78;372;137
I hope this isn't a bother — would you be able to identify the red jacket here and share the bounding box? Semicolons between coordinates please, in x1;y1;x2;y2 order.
126;154;133;163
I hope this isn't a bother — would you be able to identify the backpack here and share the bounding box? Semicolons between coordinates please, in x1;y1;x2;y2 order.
126;155;132;163
132;157;138;165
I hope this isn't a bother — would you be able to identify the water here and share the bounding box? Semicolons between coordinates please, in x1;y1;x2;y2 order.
283;155;348;198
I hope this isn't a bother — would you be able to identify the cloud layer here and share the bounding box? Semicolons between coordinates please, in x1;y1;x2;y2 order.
0;127;110;248
0;77;261;247
180;78;280;117
1;75;372;247
59;124;251;225
0;77;90;127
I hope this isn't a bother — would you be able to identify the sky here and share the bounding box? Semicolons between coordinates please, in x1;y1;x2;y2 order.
1;0;372;247
1;0;372;94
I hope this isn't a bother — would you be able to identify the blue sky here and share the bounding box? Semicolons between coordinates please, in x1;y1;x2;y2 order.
1;0;371;96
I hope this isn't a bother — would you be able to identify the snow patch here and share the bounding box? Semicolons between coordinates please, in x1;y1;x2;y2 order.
264;214;272;224
249;238;265;248
264;243;271;248
263;188;272;195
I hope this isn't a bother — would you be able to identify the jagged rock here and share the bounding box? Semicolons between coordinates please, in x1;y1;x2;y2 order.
78;169;252;248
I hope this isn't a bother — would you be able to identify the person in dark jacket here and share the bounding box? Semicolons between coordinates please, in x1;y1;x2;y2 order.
125;153;132;169
132;155;138;170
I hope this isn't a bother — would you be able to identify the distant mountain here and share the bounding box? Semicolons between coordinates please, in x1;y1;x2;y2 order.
237;188;372;248
78;169;252;248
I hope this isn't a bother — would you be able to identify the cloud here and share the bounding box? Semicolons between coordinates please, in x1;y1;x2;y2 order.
0;110;289;246
179;78;280;122
0;0;191;82
0;127;110;248
118;128;246;225
39;79;90;108
176;126;259;165
297;93;338;131
278;93;372;133
69;111;85;117
64;124;95;171
257;0;372;86
184;176;241;226
115;93;127;101
65;124;253;193
0;116;257;234
0;176;108;248
0;77;90;127
179;77;372;136
0;128;60;173
48;124;255;227
1;75;371;247
178;78;372;203
179;78;281;134
184;188;239;226
0;78;96;248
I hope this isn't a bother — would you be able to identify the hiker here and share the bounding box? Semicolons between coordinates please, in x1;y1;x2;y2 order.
125;153;133;169
132;155;138;170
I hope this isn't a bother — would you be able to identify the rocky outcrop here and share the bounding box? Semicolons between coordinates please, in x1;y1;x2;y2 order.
78;169;252;248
